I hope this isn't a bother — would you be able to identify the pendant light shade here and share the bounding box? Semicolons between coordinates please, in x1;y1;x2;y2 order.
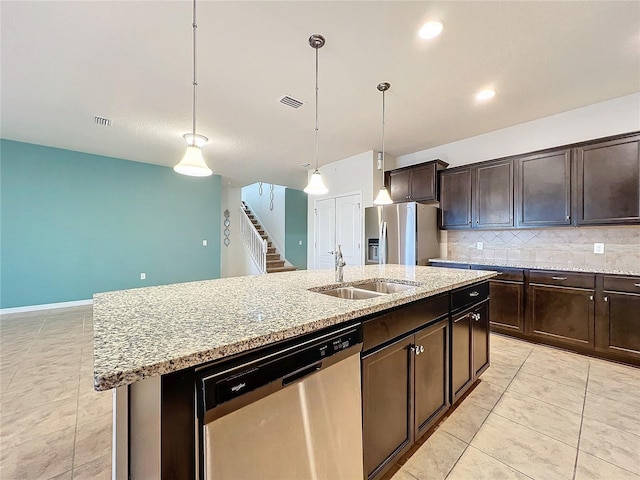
303;34;328;195
174;0;213;177
374;82;393;205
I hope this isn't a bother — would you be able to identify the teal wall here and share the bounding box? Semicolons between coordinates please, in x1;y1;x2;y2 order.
284;188;308;269
1;140;221;308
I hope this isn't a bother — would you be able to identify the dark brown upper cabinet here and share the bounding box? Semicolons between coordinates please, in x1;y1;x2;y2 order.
516;149;571;227
575;134;640;225
473;159;514;228
439;168;472;229
387;160;448;203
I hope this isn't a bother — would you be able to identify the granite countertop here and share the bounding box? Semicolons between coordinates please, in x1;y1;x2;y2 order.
93;264;495;391
429;258;640;276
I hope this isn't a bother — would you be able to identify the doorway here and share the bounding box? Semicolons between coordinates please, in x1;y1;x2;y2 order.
314;193;362;269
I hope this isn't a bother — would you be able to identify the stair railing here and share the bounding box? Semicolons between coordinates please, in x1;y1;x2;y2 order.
240;204;267;274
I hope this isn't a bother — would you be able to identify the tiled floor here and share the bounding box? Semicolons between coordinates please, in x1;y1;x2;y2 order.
1;307;639;480
392;334;640;480
0;306;111;480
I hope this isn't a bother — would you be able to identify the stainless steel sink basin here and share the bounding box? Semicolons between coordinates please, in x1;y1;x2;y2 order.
319;286;385;300
354;280;418;294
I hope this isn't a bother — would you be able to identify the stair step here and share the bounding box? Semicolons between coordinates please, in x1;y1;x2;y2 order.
267;260;285;268
267;266;298;273
267;247;276;254
266;253;281;261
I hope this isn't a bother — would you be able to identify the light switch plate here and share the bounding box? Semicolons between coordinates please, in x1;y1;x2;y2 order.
140;273;146;280
299;240;303;246
594;243;605;254
476;242;484;251
202;239;208;246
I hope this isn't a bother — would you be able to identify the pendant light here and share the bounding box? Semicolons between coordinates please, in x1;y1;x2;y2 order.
303;34;328;195
174;0;213;177
374;82;393;205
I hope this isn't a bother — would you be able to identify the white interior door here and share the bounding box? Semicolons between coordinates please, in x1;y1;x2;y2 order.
314;194;362;270
336;194;362;267
315;198;336;269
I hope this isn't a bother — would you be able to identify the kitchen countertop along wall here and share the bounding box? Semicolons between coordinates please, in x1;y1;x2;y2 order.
443;226;640;275
93;265;495;391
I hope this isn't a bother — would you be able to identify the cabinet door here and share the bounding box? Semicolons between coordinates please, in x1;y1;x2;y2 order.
597;292;640;360
575;135;640;225
409;164;437;201
439;168;472;229
414;319;449;437
472;300;490;377
389;170;411;203
362;336;413;479
516;150;571;227
474;160;514;228
489;280;524;333
528;285;594;347
451;310;473;403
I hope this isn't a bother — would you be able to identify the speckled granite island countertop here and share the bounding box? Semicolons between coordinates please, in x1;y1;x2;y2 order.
429;258;640;276
93;264;495;391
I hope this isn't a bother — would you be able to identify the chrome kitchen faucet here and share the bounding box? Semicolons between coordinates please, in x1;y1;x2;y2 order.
335;245;346;283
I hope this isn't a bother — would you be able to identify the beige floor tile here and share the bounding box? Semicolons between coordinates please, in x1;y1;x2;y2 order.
583;392;640;437
390;468;419;480
0;397;78;449
508;371;585;414
447;446;533;480
580;417;640;475
587;374;640;409
402;430;466;480
575;451;640;480
480;360;520;387
1;376;78;413
47;470;73;480
588;360;640;387
464;379;506;411
74;416;112;467
440;401;490;443
0;425;75;480
493;390;582;447
72;453;111;480
491;350;529;369
77;390;112;425
471;414;577;480
520;354;588;390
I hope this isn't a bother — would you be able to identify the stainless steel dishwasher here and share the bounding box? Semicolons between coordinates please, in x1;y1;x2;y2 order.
196;324;364;480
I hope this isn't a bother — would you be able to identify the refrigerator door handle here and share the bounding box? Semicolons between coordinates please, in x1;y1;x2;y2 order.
379;221;387;264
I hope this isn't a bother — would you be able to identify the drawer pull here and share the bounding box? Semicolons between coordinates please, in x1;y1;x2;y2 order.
589;295;593;301
604;296;608;302
551;276;568;281
635;283;640;287
469;291;480;297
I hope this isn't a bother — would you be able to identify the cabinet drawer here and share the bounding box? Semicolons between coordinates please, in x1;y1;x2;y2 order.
529;270;595;289
451;282;489;312
603;275;640;294
472;265;524;282
363;294;448;352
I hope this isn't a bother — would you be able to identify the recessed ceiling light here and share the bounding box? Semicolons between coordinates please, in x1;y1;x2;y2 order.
419;20;444;40
476;88;496;101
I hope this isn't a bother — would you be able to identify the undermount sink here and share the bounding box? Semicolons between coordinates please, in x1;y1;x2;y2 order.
354;280;418;294
319;286;384;300
312;279;419;300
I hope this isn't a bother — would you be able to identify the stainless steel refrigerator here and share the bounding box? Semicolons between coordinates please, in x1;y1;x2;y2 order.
364;202;440;266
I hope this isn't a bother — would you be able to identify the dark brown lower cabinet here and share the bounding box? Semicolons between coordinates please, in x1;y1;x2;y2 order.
451;298;490;404
596;275;640;361
362;318;449;480
527;271;595;348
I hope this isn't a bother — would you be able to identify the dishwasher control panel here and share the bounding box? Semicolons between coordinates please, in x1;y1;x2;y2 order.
200;326;361;412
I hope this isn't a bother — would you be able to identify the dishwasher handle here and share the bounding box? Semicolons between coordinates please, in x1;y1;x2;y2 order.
282;362;322;386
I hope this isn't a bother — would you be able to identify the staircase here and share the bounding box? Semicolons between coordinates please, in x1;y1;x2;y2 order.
242;203;297;274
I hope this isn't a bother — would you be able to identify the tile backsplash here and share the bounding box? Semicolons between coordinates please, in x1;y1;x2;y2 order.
446;226;640;272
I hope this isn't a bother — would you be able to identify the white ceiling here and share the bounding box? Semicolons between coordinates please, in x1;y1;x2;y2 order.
2;1;639;190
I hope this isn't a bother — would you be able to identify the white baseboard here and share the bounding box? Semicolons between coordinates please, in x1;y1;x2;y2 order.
0;299;93;315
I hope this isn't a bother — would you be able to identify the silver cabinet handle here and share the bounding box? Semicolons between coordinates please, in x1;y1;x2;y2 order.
473;313;481;321
635;283;640;287
411;345;425;356
469;291;480;297
589;295;593;301
604;296;608;302
552;276;568;281
566;215;570;220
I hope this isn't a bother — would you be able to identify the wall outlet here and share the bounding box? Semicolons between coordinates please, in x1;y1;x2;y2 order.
202;239;208;246
476;242;484;251
140;273;146;280
299;240;303;246
594;243;605;254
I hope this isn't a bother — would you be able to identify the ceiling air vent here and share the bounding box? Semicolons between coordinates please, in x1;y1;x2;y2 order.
94;115;112;126
278;95;304;109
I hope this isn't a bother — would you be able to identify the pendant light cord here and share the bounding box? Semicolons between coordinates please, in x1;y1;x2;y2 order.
192;0;198;140
314;45;319;170
381;88;385;172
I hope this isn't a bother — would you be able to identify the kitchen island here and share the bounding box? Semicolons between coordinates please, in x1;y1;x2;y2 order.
93;264;496;479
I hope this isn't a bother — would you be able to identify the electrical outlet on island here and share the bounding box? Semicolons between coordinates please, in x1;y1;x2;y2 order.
593;243;605;254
